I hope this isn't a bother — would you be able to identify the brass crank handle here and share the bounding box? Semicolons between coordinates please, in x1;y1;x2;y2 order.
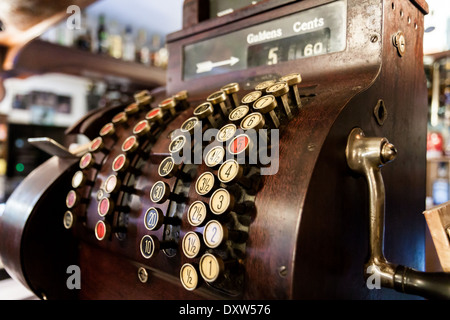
345;128;450;300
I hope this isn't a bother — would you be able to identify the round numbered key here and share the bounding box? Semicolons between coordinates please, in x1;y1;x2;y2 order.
253;95;280;128
182;231;203;258
180;263;199;291
121;136;139;153
193;102;217;128
199;253;224;283
255;80;276;93
229;105;249;124
133;120;152;137
217;159;244;184
104;175;120;194
187;200;209;227
95;220;111;241
134;90;153;107
174;90;190;110
89;137;107;153
140;235;157;259
150;181;171;204
209;188;234;215
279;73;302;107
228;134;251;156
241;91;262;106
112;111;128;125
203;220;226;249
240;112;265;131
181;117;201;135
66;190;81;209
71;170;92;188
195;171;217;196
140;235;176;259
204;146;225;168
112;154;129;173
145;108;164;125
216;124;237;143
97;197;114;217
266;81;292;118
207;90;229;117
124;102;140;116
144;207;165;231
79;152;97;170
221;82;240;108
169;135;187;156
159;97;177;116
158;156;180;178
99;123;115;138
63;211;75;229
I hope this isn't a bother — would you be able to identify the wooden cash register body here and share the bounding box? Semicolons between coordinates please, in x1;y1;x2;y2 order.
0;0;429;299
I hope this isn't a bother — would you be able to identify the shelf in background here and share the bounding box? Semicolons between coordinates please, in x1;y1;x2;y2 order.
1;39;166;88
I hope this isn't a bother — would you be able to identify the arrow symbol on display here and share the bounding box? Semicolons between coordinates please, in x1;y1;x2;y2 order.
196;56;240;74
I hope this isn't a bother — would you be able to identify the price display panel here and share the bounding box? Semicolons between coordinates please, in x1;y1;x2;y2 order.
183;0;346;81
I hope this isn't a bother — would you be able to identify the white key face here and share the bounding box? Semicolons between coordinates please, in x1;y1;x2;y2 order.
204;146;225;167
105;175;118;193
169;135;186;153
72;171;84;188
150;181;167;203
182;232;201;258
187;201;207;226
229;106;249;122
195;172;215;196
209;188;231;215
199;253;221;282
180;263;198;291
140;235;156;259
241;91;261;104
254;95;275;110
216;124;236;142
181;117;199;133
203;220;224;249
63;211;74;229
158;157;175;177
218;160;240;183
241;112;263;130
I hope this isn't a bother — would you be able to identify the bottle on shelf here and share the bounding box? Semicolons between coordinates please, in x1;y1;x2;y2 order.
108;20;123;59
97;14;109;54
136;29;151;66
150;34;161;67
122;25;136;62
75;11;92;51
156;44;169;69
432;162;449;205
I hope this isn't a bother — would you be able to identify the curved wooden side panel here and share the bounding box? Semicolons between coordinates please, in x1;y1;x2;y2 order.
0;156;79;299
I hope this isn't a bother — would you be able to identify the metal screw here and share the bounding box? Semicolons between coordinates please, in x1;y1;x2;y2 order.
138;267;148;283
278;266;288;277
370;34;379;43
393;32;406;57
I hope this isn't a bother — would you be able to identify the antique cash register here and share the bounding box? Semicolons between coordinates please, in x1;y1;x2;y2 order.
1;0;450;300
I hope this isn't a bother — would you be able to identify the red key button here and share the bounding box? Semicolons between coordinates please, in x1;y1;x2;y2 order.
66;190;79;209
112;111;128;125
229;134;250;155
98;197;113;217
112;154;129;172
95;220;111;241
122;136;139;153
124;103;139;115
99;123;115;137
133;120;151;137
79;152;95;170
